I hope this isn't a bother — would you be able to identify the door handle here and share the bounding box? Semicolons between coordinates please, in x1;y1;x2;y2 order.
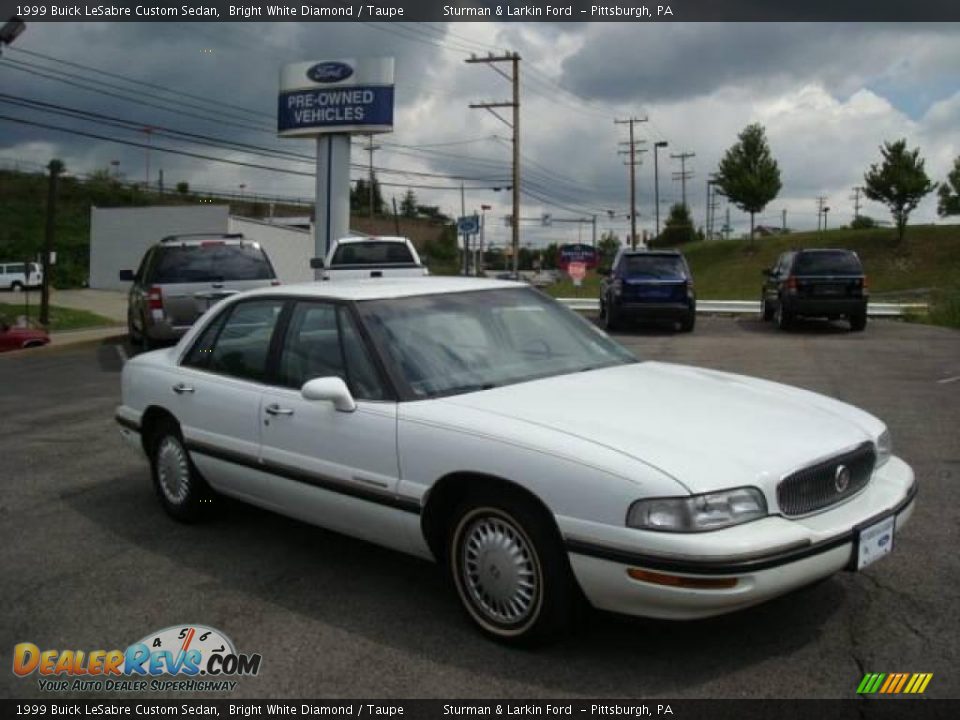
265;404;294;416
172;383;195;394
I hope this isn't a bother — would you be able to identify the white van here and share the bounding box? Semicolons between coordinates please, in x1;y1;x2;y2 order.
0;262;43;291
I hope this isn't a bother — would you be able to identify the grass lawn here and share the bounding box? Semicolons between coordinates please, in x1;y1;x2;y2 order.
0;302;120;332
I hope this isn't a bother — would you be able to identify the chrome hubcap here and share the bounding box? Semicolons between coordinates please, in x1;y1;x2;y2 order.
461;514;539;626
157;436;190;505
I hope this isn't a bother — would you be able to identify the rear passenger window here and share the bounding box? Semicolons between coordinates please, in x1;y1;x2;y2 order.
205;300;285;382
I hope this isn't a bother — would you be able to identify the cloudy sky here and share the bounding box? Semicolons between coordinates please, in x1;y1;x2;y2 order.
1;21;958;249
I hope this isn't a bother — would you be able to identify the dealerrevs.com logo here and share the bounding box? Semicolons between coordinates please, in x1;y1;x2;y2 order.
13;624;261;693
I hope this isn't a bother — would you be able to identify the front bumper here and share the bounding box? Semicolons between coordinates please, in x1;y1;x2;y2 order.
562;456;916;619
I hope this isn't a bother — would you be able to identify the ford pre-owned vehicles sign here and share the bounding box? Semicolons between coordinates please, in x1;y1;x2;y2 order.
307;62;354;83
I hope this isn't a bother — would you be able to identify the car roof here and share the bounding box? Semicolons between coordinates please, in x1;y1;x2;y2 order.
621;249;683;256
159;233;246;246
334;236;410;245
242;276;523;301
795;248;857;254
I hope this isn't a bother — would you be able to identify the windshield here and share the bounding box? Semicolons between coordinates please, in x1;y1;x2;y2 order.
153;244;274;283
357;288;637;400
622;254;687;279
793;251;862;275
331;241;416;267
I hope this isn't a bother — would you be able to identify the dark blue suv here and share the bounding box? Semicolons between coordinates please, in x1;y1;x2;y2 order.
599;249;696;332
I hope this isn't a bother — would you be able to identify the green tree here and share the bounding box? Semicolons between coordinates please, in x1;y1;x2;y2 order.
850;215;877;230
400;189;418;218
597;231;620;268
714;123;782;247
541;242;559;270
175;181;190;195
653;203;697;247
863;139;936;244
937;156;960;217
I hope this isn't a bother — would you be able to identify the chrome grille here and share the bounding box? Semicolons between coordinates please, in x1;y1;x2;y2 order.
777;442;876;516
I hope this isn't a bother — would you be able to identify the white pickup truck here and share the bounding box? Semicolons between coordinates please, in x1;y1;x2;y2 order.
311;236;429;280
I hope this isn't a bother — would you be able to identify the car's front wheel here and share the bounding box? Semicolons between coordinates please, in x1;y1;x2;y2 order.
10;281;23;293
448;492;577;645
149;419;211;522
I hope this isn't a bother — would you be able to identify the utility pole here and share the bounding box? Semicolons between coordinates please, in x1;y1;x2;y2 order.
850;186;863;221
616;116;648;249
671;151;695;208
461;181;468;275
392;197;401;235
364;134;380;217
467;52;520;277
142;126;152;190
782;208;787;232
158;169;164;197
591;214;597;249
653;141;668;240
40;159;63;328
816;196;827;231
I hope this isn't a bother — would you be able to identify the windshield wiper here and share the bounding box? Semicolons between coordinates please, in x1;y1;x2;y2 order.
437;382;497;397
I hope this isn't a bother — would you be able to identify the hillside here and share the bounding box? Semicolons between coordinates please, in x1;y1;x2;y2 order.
0;168;456;285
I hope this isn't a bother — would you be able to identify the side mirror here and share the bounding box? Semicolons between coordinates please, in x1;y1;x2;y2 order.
309;257;325;270
118;269;135;281
300;376;356;413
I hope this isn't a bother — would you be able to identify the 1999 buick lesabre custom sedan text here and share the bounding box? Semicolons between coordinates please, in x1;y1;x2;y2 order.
116;278;916;644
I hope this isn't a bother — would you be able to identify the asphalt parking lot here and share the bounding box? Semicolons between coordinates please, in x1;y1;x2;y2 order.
2;315;958;699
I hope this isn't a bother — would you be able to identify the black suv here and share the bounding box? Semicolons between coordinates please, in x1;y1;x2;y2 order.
119;233;278;349
761;248;868;331
599;249;696;332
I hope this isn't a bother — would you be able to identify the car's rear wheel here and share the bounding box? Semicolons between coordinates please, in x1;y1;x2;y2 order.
680;311;696;332
148;419;211;522
10;281;23;293
849;312;867;332
448;492;577;645
761;295;774;321
775;301;793;330
602;298;620;331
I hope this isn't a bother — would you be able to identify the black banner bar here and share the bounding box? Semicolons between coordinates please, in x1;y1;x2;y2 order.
2;700;959;719
1;1;959;23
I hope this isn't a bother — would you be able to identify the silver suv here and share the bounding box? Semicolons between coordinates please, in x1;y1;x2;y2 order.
119;233;278;349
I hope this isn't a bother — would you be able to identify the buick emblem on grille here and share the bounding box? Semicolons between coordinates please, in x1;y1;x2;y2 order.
835;464;851;493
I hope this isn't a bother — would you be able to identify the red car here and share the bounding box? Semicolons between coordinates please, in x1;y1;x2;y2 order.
0;317;50;352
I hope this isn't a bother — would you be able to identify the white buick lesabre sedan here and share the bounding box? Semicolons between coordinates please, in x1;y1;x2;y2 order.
116;278;916;643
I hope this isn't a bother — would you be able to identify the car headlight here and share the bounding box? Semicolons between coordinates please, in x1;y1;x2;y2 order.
627;487;768;532
875;429;892;468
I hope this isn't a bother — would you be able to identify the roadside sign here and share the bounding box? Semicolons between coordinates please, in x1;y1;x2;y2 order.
457;215;480;235
568;261;586;287
278;58;395;137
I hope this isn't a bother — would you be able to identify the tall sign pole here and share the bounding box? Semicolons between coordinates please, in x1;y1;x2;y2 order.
278;58;395;276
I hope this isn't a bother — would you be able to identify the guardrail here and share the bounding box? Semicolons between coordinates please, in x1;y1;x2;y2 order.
557;298;927;317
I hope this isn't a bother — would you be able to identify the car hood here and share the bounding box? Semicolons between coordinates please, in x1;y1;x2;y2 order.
439;362;884;495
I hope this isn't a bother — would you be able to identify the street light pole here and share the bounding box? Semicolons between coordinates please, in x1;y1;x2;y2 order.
654;141;668;239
